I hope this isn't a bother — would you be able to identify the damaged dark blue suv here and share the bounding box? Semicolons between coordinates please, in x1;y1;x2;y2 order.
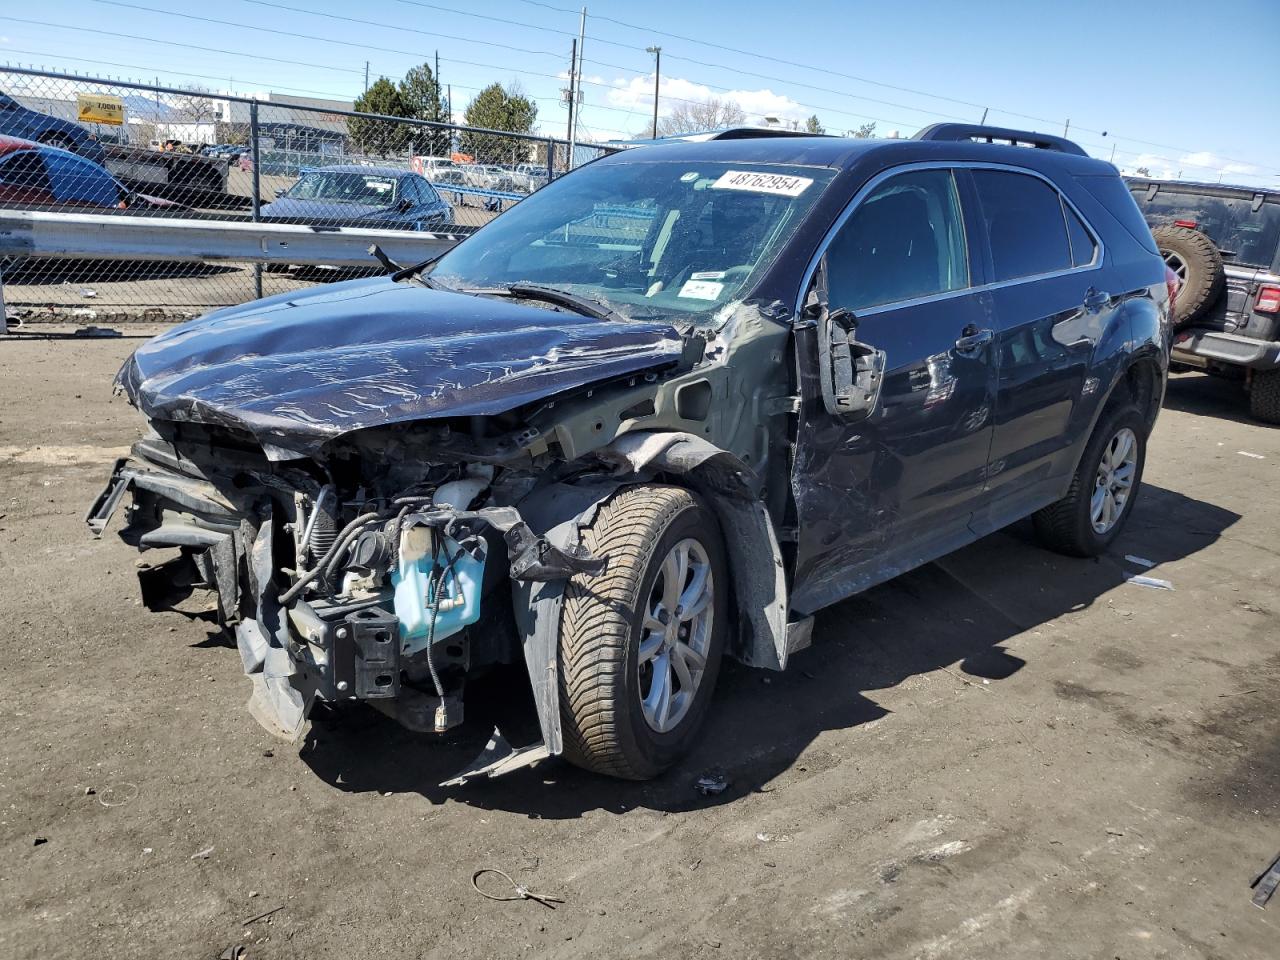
88;124;1170;783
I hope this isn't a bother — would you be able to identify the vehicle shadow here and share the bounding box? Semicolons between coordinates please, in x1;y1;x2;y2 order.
298;481;1239;816
1162;370;1262;427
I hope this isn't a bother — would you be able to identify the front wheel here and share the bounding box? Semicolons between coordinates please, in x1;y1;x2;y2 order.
558;484;728;780
1034;406;1147;557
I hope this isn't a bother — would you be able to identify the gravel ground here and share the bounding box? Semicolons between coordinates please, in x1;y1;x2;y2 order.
1;331;1277;959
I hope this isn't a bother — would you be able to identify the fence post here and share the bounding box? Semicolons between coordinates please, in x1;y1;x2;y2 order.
546;138;555;183
250;101;263;299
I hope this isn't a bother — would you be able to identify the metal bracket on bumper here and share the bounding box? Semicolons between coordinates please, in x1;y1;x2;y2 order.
84;457;132;537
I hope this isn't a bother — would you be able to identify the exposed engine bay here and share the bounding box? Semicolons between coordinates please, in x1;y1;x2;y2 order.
86;415;628;781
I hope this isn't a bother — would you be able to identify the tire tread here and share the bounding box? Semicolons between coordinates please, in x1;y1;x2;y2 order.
558;485;699;779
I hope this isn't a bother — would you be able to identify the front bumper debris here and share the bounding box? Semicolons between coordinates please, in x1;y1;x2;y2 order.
85;442;605;782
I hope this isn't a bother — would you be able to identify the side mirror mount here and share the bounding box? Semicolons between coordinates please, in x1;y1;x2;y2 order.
398;198;414;213
806;263;885;420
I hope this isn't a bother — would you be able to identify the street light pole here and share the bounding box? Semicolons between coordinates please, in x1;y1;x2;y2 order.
646;45;661;139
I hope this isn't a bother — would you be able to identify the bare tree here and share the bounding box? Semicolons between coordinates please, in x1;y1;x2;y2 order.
1135;166;1151;177
656;96;746;137
177;86;221;126
849;122;877;139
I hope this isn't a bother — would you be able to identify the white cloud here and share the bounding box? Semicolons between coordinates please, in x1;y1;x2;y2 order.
605;74;810;127
1122;149;1262;181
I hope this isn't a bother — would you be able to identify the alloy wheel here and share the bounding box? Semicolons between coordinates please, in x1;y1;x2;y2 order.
637;538;715;733
1091;426;1138;534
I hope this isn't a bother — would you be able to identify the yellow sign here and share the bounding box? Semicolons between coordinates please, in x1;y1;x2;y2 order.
77;93;125;126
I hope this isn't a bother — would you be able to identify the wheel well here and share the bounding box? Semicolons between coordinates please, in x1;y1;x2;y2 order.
1109;357;1163;431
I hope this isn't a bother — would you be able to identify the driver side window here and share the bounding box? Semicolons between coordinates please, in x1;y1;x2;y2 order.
826;168;969;312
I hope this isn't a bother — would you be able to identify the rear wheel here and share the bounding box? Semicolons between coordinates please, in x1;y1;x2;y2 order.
1034;406;1147;557
558;484;727;780
1152;225;1225;329
1249;370;1280;425
38;132;76;152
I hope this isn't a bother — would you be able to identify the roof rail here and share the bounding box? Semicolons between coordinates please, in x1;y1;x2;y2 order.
913;123;1088;157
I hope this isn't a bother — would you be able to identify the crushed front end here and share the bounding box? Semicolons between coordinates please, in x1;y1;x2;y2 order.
86;417;604;780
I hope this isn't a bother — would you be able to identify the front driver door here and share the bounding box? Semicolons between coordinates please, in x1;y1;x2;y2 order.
790;166;997;615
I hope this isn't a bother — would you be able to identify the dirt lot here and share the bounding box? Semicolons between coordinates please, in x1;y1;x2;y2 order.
2;329;1277;959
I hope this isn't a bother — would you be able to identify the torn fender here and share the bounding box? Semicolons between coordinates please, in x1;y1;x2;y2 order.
506;480;624;760
601;431;794;671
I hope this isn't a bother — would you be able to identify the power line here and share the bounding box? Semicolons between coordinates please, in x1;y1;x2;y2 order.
0;48;359;99
90;0;934;132
93;0;566;62
510;0;1278;173
33;3;913;134
80;0;961;138
0;15;366;75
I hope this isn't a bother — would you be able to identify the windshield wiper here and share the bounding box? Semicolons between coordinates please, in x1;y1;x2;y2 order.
392;250;451;286
505;282;628;324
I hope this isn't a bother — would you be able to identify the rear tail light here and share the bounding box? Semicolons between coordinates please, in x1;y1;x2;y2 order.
1173;218;1197;229
1256;285;1280;314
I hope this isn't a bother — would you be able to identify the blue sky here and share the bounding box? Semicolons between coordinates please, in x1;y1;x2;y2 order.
2;0;1277;184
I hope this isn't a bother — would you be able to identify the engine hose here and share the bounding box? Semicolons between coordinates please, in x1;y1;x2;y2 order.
277;510;384;606
421;528;446;699
305;487;338;560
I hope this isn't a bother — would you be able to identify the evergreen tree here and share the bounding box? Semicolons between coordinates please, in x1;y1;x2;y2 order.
349;78;414;156
460;83;538;163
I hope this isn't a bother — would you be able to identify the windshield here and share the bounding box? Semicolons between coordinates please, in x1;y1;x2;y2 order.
1137;188;1280;269
429;159;836;321
287;171;398;205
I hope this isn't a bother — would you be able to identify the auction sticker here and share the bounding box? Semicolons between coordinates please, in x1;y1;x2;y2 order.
711;170;813;197
678;279;725;300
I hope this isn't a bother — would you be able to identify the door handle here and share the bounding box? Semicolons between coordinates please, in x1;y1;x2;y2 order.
954;326;993;354
1083;288;1111;312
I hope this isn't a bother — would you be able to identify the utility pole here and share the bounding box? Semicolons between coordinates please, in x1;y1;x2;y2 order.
979;107;988;125
1064;118;1070;137
646;46;661;139
565;38;577;162
567;7;586;168
363;61;370;94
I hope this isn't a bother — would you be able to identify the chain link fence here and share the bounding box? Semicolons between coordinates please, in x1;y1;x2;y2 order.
0;67;619;323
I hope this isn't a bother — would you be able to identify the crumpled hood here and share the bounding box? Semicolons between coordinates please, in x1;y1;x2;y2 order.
118;278;683;456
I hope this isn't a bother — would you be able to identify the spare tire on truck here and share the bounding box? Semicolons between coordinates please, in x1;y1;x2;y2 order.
1152;224;1225;329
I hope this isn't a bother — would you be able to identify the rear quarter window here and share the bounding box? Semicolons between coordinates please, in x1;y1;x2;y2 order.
1076;174;1160;255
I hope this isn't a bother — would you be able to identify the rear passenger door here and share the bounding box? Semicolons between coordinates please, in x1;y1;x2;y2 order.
790;167;998;614
966;167;1114;516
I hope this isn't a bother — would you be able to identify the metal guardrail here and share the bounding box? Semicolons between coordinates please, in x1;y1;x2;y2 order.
0;210;463;332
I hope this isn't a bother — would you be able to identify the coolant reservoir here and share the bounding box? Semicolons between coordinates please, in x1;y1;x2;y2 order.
391;525;485;655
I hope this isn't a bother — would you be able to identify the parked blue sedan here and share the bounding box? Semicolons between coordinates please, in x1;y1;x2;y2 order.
0;92;107;165
259;165;453;230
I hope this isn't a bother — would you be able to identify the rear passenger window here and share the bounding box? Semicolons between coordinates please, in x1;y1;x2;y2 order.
1064;202;1097;266
826;168;969;311
971;170;1073;281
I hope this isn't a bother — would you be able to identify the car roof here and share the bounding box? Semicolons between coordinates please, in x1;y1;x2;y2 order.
306;164;412;178
594;133;1116;177
0;133;88;162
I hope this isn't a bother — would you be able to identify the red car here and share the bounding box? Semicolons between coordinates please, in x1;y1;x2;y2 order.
0;134;177;211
